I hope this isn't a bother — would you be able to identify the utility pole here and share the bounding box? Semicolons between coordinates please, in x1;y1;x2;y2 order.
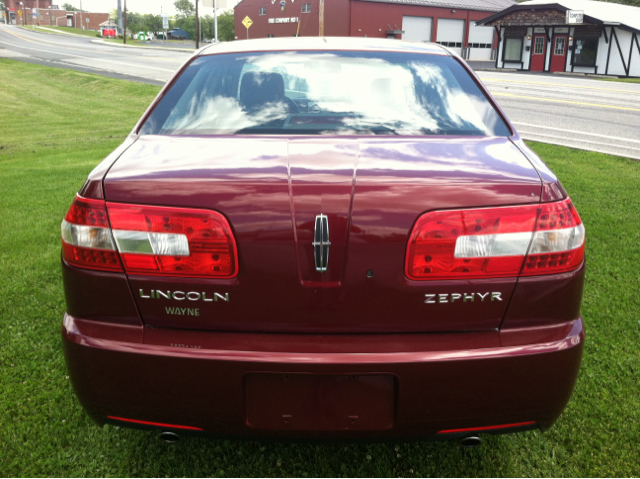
79;0;82;32
319;0;324;36
117;0;122;36
36;0;39;26
123;0;127;44
214;0;217;42
195;0;199;49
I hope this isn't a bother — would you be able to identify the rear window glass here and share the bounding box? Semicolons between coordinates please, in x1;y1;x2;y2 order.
139;51;510;137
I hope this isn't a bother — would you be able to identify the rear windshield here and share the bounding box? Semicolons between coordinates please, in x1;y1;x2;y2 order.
139;51;511;137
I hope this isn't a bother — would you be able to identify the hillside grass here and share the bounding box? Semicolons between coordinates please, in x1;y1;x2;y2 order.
597;77;640;84
1;59;639;477
23;25;98;38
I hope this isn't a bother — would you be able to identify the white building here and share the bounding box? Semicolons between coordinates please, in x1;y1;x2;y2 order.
478;0;640;77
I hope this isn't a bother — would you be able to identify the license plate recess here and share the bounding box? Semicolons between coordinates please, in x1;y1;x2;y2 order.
245;373;395;431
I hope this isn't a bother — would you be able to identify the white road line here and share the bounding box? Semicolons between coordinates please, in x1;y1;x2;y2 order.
519;130;640;152
512;122;640;144
481;77;639;93
0;37;176;73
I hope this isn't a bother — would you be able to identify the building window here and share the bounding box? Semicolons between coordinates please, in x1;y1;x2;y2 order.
267;34;274;38
554;37;566;55
533;37;544;54
302;3;311;13
503;37;523;62
573;37;598;66
259;7;266;15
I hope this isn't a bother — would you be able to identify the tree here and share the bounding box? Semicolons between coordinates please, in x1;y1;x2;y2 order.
174;0;194;18
201;15;213;40
601;0;640;6
217;10;234;42
62;3;79;11
143;14;163;33
124;11;149;34
176;15;196;39
515;0;639;4
180;11;234;42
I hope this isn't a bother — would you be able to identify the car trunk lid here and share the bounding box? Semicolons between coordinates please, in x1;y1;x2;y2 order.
104;135;542;333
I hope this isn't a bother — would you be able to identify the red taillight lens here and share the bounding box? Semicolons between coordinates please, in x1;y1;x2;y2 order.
61;196;123;272
62;196;238;278
521;200;584;276
405;198;584;280
107;416;203;431
107;203;238;278
65;195;110;227
438;421;537;434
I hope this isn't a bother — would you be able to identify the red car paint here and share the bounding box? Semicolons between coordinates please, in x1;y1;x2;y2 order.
61;37;584;441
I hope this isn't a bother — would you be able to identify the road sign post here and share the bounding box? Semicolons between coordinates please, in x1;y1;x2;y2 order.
242;15;252;39
162;15;169;45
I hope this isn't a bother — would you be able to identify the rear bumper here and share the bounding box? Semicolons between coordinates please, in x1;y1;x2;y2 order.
62;314;584;440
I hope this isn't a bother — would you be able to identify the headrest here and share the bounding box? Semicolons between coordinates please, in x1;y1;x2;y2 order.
239;72;286;112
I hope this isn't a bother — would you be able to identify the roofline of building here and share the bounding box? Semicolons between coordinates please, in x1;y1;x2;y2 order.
476;2;566;24
234;0;512;13
352;0;510;13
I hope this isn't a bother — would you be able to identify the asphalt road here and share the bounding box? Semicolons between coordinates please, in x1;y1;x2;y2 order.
0;24;189;86
476;71;640;160
2;24;639;160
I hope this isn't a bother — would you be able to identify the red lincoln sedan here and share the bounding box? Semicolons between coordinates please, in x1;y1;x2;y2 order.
60;37;585;446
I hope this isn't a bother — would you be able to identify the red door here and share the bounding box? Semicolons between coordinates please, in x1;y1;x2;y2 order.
530;35;546;71
550;35;568;72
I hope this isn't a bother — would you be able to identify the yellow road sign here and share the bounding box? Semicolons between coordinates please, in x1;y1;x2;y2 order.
242;16;253;29
18;10;23;17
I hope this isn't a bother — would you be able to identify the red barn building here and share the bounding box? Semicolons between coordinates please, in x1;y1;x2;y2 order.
5;0;108;30
234;0;516;61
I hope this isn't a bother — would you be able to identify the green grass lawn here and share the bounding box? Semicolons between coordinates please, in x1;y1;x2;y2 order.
597;77;640;84
24;25;99;38
1;59;639;477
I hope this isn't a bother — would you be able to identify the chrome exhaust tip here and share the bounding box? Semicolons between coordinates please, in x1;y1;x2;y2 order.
158;431;180;444
460;436;482;448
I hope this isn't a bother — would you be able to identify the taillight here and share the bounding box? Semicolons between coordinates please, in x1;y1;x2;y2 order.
107;203;237;278
405;198;585;280
62;195;238;278
61;196;122;272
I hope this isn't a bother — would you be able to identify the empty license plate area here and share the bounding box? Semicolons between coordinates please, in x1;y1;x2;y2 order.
245;373;396;431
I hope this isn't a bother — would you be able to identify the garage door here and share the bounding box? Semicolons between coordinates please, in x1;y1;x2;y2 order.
468;23;495;60
436;18;465;56
402;16;433;43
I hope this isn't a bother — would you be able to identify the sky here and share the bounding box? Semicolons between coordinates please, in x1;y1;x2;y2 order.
69;0;234;16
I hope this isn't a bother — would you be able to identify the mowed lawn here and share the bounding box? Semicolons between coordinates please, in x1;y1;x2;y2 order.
1;59;639;477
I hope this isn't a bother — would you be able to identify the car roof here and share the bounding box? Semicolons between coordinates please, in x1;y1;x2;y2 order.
198;37;450;57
